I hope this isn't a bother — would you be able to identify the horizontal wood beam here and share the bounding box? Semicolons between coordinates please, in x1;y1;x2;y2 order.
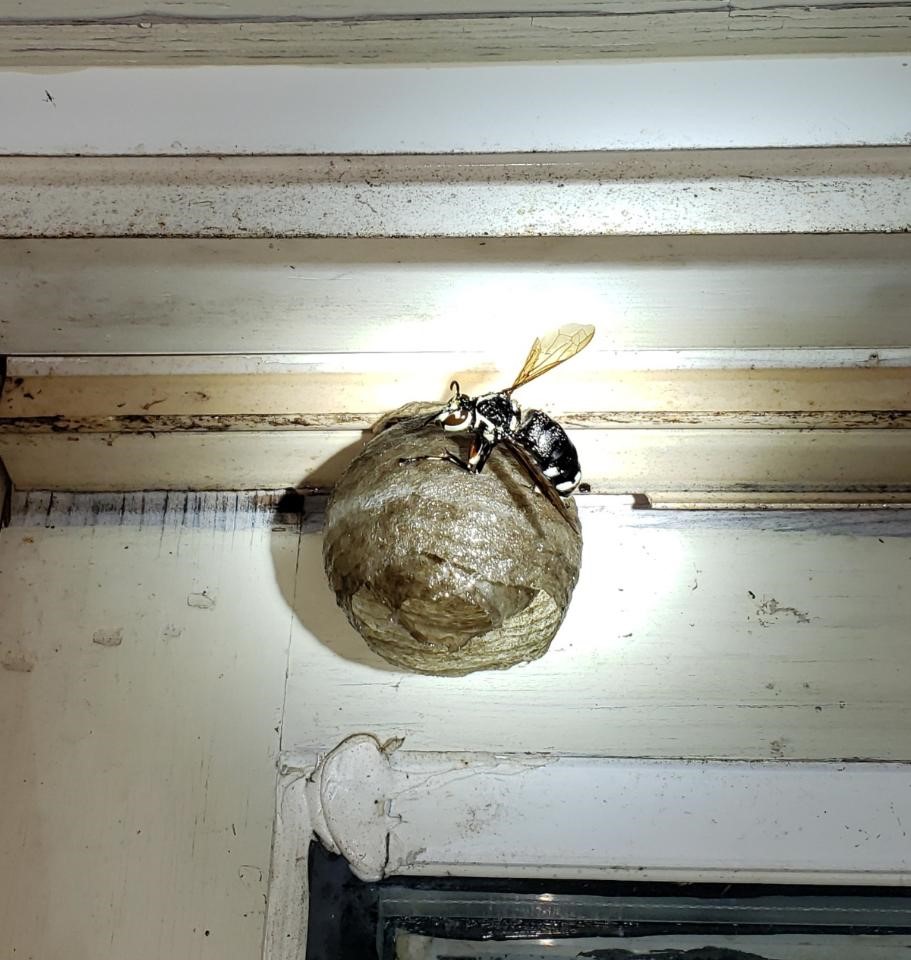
3;353;908;496
3;149;910;238
1;2;910;64
3;355;909;422
2;429;911;496
4;235;911;356
6;412;911;433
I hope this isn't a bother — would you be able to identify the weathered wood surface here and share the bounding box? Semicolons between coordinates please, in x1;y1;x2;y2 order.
3;150;910;238
4;492;911;957
4;235;911;356
3;352;909;495
1;2;910;64
4;491;911;765
268;497;911;762
0;492;294;960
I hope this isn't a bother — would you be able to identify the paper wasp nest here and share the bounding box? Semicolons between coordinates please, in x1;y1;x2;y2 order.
323;404;583;676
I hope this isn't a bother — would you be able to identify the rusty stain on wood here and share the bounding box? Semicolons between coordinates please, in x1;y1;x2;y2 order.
0;414;376;433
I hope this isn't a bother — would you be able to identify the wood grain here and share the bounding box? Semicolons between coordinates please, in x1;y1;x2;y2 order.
2;2;910;64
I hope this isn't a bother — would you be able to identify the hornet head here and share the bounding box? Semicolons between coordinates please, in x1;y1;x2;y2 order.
435;380;475;433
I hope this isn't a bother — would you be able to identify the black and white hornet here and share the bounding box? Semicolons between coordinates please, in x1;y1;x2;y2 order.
399;324;595;529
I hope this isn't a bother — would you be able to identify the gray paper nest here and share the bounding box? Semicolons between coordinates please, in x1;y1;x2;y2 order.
323;403;583;676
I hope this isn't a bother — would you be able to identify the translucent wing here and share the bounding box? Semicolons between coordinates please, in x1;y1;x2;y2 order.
501;437;581;535
505;323;595;394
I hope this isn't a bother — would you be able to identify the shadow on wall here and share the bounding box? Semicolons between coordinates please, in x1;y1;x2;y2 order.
268;477;401;675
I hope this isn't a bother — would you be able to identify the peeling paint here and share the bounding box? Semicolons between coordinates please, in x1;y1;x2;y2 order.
757;597;811;626
1;653;34;673
187;591;216;610
92;627;124;647
769;738;788;759
237;864;263;885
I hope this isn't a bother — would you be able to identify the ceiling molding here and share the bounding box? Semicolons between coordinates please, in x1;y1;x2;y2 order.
2;3;910;65
3;148;911;238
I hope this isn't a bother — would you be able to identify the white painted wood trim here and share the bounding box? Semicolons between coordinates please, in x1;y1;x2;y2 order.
13;349;911;377
2;7;910;66
5;428;911;494
4;353;910;495
263;767;312;960
12;491;911;763
0;493;295;960
267;735;911;958
3;57;911;153
400;934;911;958
4;353;909;423
5;235;911;356
3;149;910;238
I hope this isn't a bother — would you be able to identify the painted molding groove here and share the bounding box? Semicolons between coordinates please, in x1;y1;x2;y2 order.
2;149;910;238
2;4;911;65
265;735;911;958
6;429;911;496
2;352;910;497
4;353;911;423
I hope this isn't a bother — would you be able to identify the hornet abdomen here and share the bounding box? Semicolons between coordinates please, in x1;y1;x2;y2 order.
514;409;581;495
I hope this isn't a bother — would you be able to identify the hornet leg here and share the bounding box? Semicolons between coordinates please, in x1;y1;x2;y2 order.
398;450;473;471
399;434;494;473
466;436;495;474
